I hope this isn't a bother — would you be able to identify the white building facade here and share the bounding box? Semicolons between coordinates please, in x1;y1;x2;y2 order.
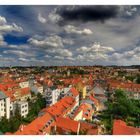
0;91;10;119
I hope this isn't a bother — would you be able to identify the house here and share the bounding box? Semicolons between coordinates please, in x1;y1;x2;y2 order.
69;87;79;106
93;85;105;97
13;96;77;135
0;91;10;119
14;112;54;135
55;117;99;135
45;87;61;106
14;87;31;101
113;120;140;135
19;80;29;88
89;94;99;111
17;101;28;118
31;83;44;95
71;103;93;121
108;82;140;99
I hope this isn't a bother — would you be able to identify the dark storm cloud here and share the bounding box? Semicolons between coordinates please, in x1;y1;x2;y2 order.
58;6;119;24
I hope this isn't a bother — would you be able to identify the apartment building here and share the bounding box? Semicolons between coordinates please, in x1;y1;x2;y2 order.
17;101;28;118
0;91;10;119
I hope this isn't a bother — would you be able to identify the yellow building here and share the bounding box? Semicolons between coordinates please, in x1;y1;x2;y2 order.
75;82;87;99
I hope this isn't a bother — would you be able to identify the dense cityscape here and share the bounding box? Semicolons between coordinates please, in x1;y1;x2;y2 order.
0;66;140;135
0;5;140;135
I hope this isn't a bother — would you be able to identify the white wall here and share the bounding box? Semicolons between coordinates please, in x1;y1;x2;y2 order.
19;81;29;88
0;97;10;119
18;102;28;118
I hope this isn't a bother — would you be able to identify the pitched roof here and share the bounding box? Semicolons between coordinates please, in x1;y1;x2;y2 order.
113;120;140;135
4;91;16;102
15;112;53;135
70;87;79;97
56;117;79;133
47;96;76;117
14;96;76;135
93;86;105;95
73;103;93;120
56;117;98;135
89;94;99;106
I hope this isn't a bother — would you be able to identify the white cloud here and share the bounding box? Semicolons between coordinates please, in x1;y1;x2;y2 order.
76;42;115;62
48;9;62;23
57;48;73;57
0;16;7;25
64;25;93;35
0;34;7;46
0;16;23;33
38;13;47;23
77;42;114;53
63;38;74;45
3;50;35;57
54;56;64;60
126;7;137;16
19;57;30;62
28;35;64;48
109;47;140;65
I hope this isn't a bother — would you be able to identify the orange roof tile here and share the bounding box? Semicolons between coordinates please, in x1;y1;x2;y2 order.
70;87;79;97
73;103;93;120
56;117;79;133
89;94;99;106
14;96;76;135
113;120;140;135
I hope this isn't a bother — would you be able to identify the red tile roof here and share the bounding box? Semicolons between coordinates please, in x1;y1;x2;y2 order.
46;96;76;117
109;82;140;92
4;90;16;102
73;103;93;120
89;94;99;106
80;122;98;135
113;120;140;135
14;96;76;135
70;87;79;97
56;117;98;135
15;112;53;135
56;117;79;133
20;87;30;96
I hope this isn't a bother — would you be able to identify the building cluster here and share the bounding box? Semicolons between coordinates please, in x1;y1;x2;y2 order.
108;80;140;99
0;66;140;135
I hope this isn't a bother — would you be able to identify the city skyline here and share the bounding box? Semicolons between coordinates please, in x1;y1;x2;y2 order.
0;5;140;66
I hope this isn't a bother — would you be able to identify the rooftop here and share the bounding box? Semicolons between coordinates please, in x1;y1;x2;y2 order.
113;120;140;135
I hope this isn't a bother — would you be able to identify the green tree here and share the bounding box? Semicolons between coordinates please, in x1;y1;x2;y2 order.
136;75;140;84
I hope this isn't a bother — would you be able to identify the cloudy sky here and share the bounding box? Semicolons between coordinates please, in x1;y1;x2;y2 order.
0;5;140;66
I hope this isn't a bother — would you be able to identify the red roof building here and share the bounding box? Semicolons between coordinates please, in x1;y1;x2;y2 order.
113;120;140;135
13;96;77;135
55;117;98;135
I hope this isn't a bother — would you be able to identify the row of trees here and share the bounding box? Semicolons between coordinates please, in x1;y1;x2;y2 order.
0;93;46;133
